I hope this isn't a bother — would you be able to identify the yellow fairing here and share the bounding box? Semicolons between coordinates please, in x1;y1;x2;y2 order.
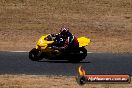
77;37;90;47
36;34;54;49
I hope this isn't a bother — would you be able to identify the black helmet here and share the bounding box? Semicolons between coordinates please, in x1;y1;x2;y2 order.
60;27;69;36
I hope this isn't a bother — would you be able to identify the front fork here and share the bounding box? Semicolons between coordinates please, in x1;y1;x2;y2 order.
35;45;43;57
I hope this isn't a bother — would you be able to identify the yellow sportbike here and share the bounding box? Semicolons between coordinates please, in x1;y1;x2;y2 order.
29;34;90;62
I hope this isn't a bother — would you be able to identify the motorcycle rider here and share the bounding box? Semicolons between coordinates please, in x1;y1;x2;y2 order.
53;27;79;52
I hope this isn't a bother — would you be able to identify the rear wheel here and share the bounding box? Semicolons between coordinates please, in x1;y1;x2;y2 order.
68;47;87;63
29;48;43;61
79;47;87;59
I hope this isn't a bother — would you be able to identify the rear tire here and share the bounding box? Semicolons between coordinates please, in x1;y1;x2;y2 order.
29;48;43;61
68;47;87;63
79;47;87;59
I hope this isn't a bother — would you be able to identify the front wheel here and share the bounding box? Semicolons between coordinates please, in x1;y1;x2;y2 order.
29;48;43;61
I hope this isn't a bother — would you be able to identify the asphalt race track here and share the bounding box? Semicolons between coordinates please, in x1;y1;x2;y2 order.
0;51;132;76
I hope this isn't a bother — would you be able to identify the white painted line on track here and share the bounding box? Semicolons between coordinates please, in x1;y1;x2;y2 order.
87;52;93;53
9;51;29;52
9;51;93;53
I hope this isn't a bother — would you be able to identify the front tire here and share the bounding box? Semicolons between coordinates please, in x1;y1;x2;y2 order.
29;48;43;61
